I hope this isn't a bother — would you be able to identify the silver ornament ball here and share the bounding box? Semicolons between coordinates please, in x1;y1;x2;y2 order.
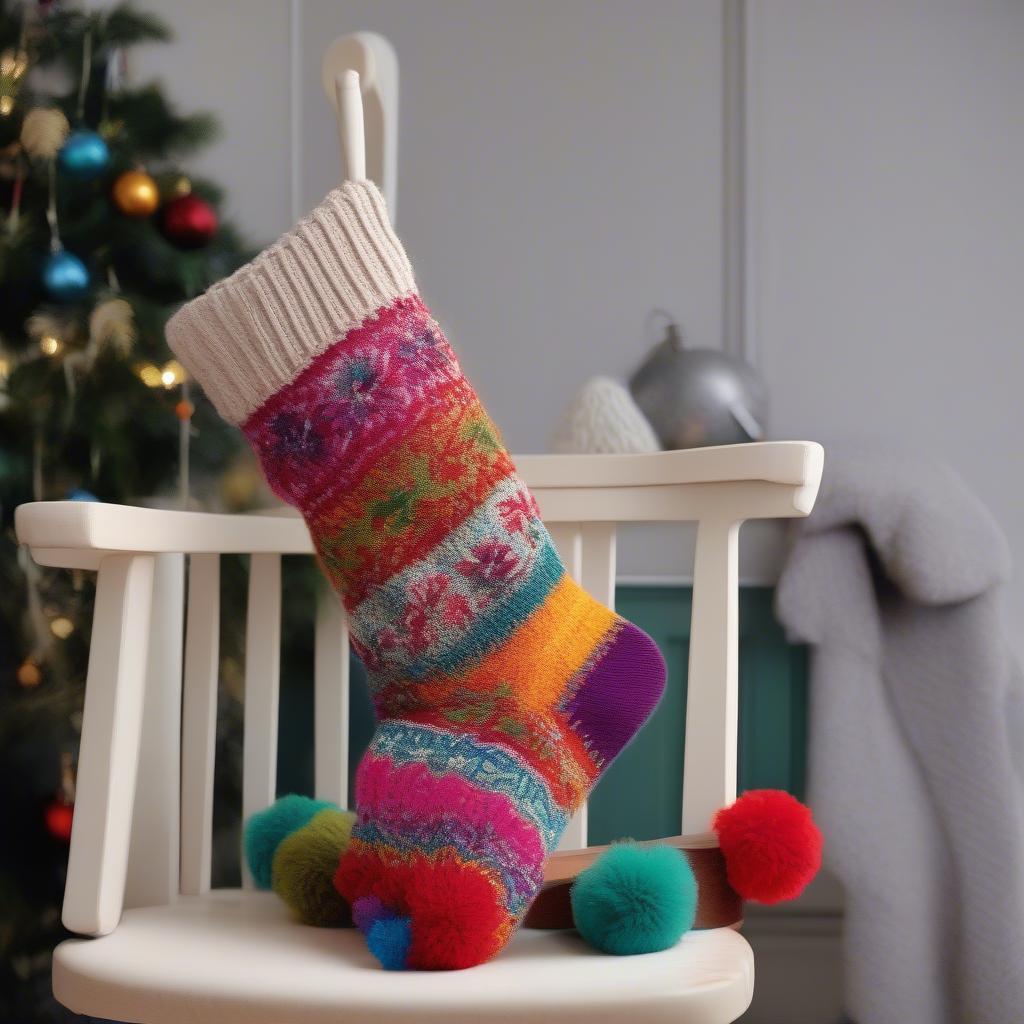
629;323;768;449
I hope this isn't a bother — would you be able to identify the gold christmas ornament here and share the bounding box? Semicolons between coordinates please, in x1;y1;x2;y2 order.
20;107;70;159
112;169;159;217
50;616;74;640
89;298;136;355
16;658;41;688
39;334;62;357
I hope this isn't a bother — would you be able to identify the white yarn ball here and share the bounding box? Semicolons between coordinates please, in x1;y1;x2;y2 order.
550;376;661;455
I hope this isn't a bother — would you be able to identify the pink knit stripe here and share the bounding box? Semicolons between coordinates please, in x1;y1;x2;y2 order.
355;753;546;869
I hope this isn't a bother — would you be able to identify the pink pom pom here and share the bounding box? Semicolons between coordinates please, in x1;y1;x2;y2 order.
713;789;822;904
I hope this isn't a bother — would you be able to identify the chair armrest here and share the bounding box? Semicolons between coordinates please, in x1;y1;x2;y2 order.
516;441;823;513
15;502;314;569
520;442;823;520
16;441;824;570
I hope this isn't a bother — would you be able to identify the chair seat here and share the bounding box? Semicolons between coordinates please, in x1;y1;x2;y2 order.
54;890;754;1024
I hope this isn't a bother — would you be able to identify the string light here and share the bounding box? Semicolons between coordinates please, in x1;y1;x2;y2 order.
0;48;28;117
39;335;62;356
160;359;186;388
137;360;187;389
137;363;159;387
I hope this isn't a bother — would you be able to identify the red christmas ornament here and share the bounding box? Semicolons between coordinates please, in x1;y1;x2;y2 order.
713;789;822;904
45;799;74;842
161;193;218;249
45;751;77;843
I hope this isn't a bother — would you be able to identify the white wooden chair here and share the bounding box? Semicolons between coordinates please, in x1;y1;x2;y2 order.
15;440;822;1024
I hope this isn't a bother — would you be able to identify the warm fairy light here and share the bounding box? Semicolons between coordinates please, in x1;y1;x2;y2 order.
0;356;10;380
50;617;74;640
0;96;12;117
39;335;62;356
138;363;163;388
160;359;187;389
0;49;28;80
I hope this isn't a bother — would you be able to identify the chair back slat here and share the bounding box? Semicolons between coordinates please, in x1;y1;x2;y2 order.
578;523;616;608
545;522;582;581
180;553;221;896
241;554;282;889
125;553;184;910
314;589;351;806
681;518;740;833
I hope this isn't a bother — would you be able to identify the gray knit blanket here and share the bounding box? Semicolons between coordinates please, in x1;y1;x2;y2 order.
775;447;1024;1024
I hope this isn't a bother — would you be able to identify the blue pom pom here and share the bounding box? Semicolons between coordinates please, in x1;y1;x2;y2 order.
366;915;412;971
571;842;698;955
243;794;335;890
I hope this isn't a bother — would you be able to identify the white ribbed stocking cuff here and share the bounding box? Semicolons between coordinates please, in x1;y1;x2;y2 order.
166;180;416;424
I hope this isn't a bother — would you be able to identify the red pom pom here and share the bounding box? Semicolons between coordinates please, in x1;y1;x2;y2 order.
713;789;822;904
335;845;509;969
405;855;508;970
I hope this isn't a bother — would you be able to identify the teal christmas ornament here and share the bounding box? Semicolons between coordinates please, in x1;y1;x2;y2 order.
57;130;110;181
43;250;90;302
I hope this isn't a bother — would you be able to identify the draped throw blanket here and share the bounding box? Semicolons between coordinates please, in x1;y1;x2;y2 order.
775;448;1024;1024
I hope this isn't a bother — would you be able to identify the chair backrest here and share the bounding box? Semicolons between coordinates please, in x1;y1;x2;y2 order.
14;442;823;936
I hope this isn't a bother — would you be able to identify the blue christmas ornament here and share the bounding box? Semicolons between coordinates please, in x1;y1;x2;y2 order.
58;130;110;181
43;250;90;302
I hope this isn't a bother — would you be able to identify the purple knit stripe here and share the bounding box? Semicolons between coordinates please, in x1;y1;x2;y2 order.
565;620;667;766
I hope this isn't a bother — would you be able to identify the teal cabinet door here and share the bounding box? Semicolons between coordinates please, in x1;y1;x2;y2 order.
587;586;807;845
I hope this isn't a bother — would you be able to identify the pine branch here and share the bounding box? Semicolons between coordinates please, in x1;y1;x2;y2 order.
108;85;218;158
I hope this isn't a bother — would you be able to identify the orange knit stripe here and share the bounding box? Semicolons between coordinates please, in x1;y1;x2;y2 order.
458;575;618;712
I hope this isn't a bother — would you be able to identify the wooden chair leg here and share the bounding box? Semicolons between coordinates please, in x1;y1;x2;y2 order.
63;554;155;937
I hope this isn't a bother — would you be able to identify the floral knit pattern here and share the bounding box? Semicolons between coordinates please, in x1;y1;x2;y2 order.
168;182;666;971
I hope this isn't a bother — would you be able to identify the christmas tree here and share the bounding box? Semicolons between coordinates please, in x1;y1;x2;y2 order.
0;2;267;1017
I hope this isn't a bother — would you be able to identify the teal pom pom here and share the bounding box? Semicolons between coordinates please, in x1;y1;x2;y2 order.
571;842;698;955
243;794;335;890
366;915;412;971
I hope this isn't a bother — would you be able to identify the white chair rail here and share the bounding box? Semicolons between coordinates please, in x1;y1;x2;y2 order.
14;441;823;938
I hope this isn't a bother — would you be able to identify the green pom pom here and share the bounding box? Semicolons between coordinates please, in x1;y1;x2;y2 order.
570;842;698;955
272;808;356;927
244;795;335;890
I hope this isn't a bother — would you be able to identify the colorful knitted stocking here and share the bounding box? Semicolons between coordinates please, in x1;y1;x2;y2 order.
168;182;666;970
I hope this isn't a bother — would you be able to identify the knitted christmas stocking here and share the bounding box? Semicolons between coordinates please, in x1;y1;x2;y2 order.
168;182;666;970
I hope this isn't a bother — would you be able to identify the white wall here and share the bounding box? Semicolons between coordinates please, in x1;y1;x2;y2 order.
120;1;1024;618
748;0;1024;632
125;0;724;454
